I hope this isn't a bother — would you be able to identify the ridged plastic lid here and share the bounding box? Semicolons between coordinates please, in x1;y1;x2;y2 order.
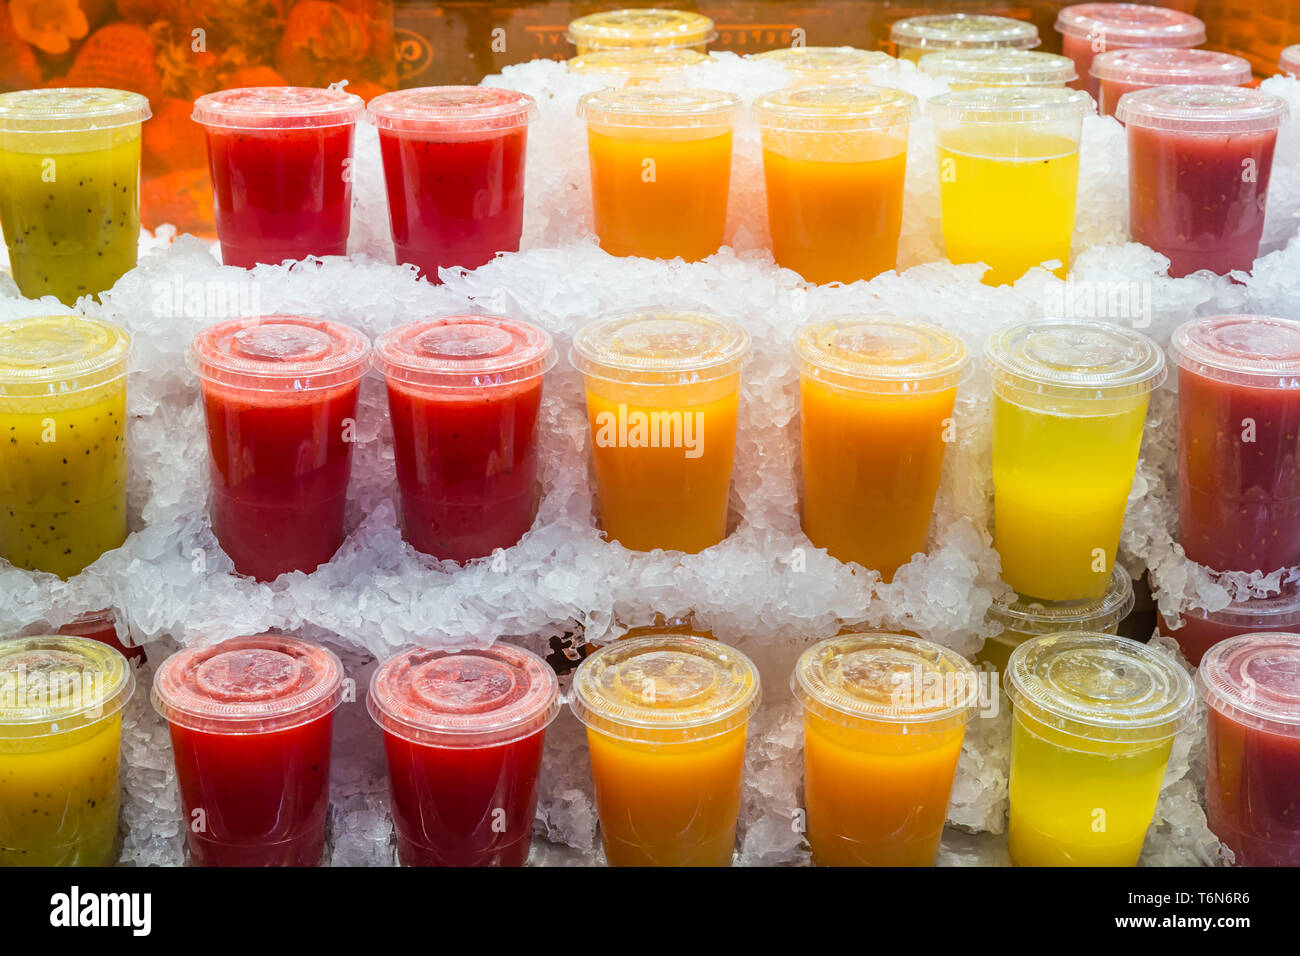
568;9;716;49
1172;315;1300;389
190;315;370;392
367;87;536;134
1175;586;1300;629
368;644;560;748
0;636;134;738
0;315;129;397
984;318;1166;402
928;86;1094;125
920;49;1078;86
795;316;968;395
571;310;750;386
152;634;344;735
192;86;363;129
570;635;760;743
1199;633;1300;737
1117;85;1288;133
754;46;897;78
891;14;1039;51
990;565;1135;635
568;48;708;78
753;85;920;132
577;86;741;129
374;315;554;390
1091;48;1252;86
1005;632;1194;743
1055;3;1205;46
1282;45;1300;76
0;87;151;133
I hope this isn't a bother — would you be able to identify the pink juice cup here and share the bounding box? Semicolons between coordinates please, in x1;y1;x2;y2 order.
1055;3;1205;96
1092;48;1252;118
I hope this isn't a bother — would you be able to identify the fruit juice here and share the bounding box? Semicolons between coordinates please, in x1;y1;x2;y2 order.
0;316;130;578
793;633;978;866
1283;45;1300;77
58;608;146;665
0;636;133;866
193;87;362;268
571;310;749;554
152;634;343;867
567;9;716;55
1158;587;1300;666
1004;632;1193;866
568;49;709;87
890;14;1039;64
369;644;559;866
190;316;370;581
374;315;555;562
795;317;967;580
570;635;760;867
1092;49;1252;118
579;88;739;262
918;50;1077;89
1055;4;1206;96
752;47;897;87
0;89;150;306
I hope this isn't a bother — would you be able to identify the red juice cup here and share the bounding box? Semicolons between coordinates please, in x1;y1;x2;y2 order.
152;634;345;866
190;316;371;581
1158;587;1300;666
367;87;536;282
193;87;363;268
1092;49;1252;118
368;643;560;866
1055;3;1205;96
58;607;145;665
1173;315;1300;572
1198;633;1300;866
374;315;554;562
1118;87;1288;278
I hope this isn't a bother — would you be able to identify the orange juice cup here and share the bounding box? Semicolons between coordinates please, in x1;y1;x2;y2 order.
890;14;1039;64
567;49;708;88
755;86;919;285
570;635;760;866
567;9;717;55
571;310;750;553
578;88;741;261
793;632;979;866
796;316;968;579
752;47;898;86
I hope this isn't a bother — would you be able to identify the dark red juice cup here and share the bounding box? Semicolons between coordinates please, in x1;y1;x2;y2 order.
1118;87;1288;278
374;315;554;562
1091;49;1251;118
152;634;345;866
368;643;560;866
193;87;363;267
367;87;536;282
1158;587;1300;666
1173;315;1300;573
58;607;145;665
191;315;371;581
1055;3;1205;96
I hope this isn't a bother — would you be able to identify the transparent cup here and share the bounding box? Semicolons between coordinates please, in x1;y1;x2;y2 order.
570;635;760;866
567;49;709;87
1282;45;1300;77
753;47;898;86
918;49;1078;89
0;88;150;305
1092;48;1252;117
567;9;716;55
1158;587;1300;666
890;14;1039;64
1055;3;1206;96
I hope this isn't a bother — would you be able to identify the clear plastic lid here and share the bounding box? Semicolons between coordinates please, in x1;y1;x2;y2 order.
577;86;741;130
0;635;134;738
1173;586;1300;630
1116;85;1288;133
568;48;709;78
0;87;151;133
366;86;536;135
374;315;554;390
1172;315;1300;389
192;86;363;129
919;49;1078;86
891;14;1039;51
1282;45;1300;76
368;643;560;748
795;316;968;395
754;46;897;79
0;315;130;397
753;85;920;132
152;634;344;735
567;9;716;49
927;86;1095;125
1199;633;1300;737
1055;3;1206;46
570;310;750;387
189;315;370;393
1091;48;1252;87
991;565;1135;636
569;635;760;743
1005;631;1194;743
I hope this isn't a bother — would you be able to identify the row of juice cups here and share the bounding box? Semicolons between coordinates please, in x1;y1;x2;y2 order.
2;624;1297;867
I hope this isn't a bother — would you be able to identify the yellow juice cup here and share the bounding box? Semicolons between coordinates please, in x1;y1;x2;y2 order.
985;319;1164;601
570;635;760;866
578;87;740;262
796;316;968;579
567;9;716;55
928;87;1092;286
752;47;898;86
793;632;979;866
0;316;130;577
0;635;134;866
1004;632;1193;866
918;49;1078;89
572;310;749;553
890;14;1039;64
754;86;920;285
567;49;708;87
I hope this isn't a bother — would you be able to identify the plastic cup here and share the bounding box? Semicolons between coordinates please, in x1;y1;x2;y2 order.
1158;587;1300;666
190;315;370;581
0;316;129;578
919;49;1077;89
1092;48;1252;117
0;88;150;306
577;87;740;262
796;316;967;579
1198;633;1300;866
985;318;1166;601
0;635;133;866
367;87;536;282
567;49;708;87
58;608;145;665
792;632;979;866
1118;86;1287;279
753;86;920;284
890;14;1039;64
193;86;363;268
1173;315;1300;573
571;310;749;553
1282;45;1300;77
368;643;559;866
1005;632;1194;866
977;565;1135;671
567;9;716;55
753;47;898;86
152;634;343;866
374;315;555;562
1055;3;1206;96
570;635;760;866
928;88;1093;286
